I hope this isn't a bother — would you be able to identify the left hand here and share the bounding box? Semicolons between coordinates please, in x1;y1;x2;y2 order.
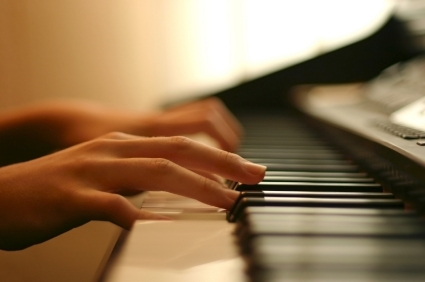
136;98;243;151
0;97;243;165
32;97;242;152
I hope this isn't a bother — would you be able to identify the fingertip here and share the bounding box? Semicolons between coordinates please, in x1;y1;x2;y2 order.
242;161;267;182
214;189;239;210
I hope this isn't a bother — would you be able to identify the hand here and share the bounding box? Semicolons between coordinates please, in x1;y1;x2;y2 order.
0;133;265;251
0;98;243;165
139;98;243;151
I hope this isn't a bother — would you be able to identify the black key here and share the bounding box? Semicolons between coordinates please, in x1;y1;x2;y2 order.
234;213;420;241
239;218;425;240
238;206;415;221
242;138;330;146
263;163;359;172
238;148;340;155
240;150;345;160
247;158;352;165
237;182;383;192
265;171;368;178
228;197;403;222
263;175;374;183
237;191;394;199
228;191;395;221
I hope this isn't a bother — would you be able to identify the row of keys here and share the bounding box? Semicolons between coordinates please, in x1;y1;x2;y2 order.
229;113;425;282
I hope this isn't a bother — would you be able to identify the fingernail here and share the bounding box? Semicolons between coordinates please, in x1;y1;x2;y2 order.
243;161;267;176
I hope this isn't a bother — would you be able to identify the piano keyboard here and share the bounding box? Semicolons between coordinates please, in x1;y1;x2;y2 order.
228;112;425;282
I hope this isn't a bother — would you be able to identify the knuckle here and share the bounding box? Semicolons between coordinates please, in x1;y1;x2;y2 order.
103;194;126;211
169;136;192;150
68;155;106;176
218;149;239;164
199;174;214;192
149;158;172;172
82;132;132;152
83;138;113;152
102;131;130;140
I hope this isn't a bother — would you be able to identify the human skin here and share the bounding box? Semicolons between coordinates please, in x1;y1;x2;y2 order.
0;97;243;165
0;98;266;251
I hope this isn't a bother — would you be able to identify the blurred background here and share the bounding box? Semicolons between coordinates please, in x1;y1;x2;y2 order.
0;0;398;112
1;1;423;282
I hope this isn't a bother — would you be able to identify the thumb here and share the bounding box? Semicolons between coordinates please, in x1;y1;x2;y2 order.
81;191;169;229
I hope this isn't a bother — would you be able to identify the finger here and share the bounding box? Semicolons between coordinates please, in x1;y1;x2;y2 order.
170;97;244;138
88;158;240;210
202;97;244;138
151;108;240;152
79;191;169;229
181;108;241;151
99;131;140;141
189;169;223;183
111;136;266;184
206;108;241;151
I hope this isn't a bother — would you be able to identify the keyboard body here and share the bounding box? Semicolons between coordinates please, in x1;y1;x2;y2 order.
101;82;425;282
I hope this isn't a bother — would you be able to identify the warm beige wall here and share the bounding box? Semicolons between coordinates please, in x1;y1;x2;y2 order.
0;1;30;108
0;0;162;111
0;0;394;111
0;0;245;110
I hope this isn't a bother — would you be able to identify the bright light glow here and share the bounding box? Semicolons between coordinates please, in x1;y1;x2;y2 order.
160;0;395;102
159;0;244;99
242;0;395;78
4;0;394;110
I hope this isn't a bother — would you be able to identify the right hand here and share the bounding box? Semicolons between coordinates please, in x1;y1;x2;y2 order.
0;133;266;251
